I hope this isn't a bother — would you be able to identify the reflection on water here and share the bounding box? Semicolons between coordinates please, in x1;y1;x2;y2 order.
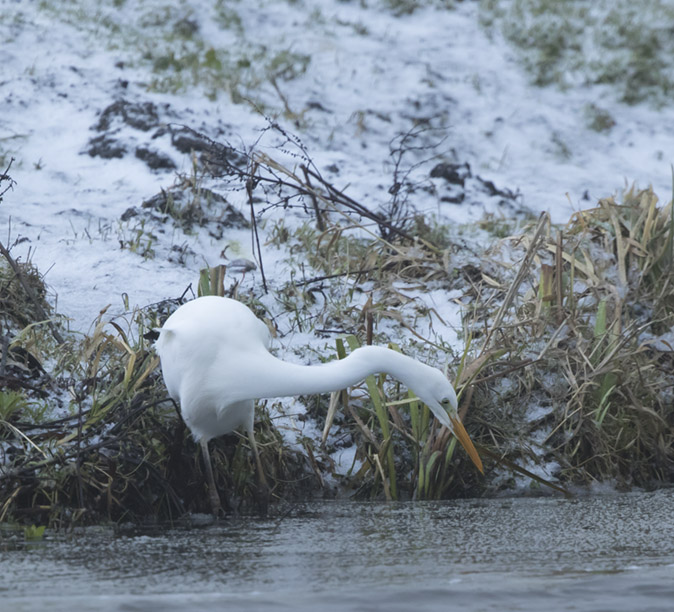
2;489;674;611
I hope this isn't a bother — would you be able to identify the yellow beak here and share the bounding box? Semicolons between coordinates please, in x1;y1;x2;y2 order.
449;415;484;474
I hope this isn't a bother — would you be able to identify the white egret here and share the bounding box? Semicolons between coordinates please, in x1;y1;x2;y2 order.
155;295;483;515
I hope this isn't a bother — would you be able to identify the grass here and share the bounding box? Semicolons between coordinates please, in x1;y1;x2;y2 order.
584;104;616;133
326;336;480;501
381;0;458;15
0;268;313;525
479;0;674;105
33;0;311;109
196;136;674;495
257;146;674;496
466;187;674;487
118;218;157;259
2;126;673;524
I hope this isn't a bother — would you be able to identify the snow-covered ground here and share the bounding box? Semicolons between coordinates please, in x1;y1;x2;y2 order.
2;0;672;334
2;0;673;494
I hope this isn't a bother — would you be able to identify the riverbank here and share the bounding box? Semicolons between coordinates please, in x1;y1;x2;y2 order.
1;0;673;525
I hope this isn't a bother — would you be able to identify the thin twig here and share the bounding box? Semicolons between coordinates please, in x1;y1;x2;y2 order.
0;157;15;200
245;162;268;293
301;164;325;231
294;268;377;287
0;326;7;378
481;212;549;353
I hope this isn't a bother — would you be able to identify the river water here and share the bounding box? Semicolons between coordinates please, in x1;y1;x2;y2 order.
2;489;674;611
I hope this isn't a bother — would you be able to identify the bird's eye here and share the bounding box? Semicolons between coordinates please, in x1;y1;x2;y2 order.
440;398;451;407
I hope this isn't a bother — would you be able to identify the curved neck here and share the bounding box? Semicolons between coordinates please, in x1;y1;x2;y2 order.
235;345;429;401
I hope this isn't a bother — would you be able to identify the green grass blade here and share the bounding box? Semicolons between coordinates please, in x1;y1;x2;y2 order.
345;335;397;500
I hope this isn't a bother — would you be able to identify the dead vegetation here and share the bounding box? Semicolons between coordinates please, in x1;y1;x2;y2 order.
0;294;316;526
1;136;673;526
465;186;674;489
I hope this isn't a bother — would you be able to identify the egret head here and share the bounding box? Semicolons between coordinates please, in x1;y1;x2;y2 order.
415;368;484;474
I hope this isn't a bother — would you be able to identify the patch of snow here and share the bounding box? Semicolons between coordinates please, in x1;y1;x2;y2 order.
526;403;555;423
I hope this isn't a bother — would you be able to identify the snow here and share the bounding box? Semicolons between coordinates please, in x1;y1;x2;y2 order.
3;1;672;332
2;1;673;484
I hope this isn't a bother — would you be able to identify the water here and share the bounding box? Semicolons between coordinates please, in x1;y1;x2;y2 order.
2;489;674;611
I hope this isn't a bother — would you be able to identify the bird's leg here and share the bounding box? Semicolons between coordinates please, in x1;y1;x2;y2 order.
200;439;222;517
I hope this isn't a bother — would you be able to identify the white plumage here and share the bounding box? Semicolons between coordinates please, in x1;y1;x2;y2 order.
156;295;482;514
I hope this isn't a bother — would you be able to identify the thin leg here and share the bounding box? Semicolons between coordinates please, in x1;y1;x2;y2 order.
200;439;222;517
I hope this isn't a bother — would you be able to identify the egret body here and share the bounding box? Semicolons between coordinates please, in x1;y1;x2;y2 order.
156;295;482;514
